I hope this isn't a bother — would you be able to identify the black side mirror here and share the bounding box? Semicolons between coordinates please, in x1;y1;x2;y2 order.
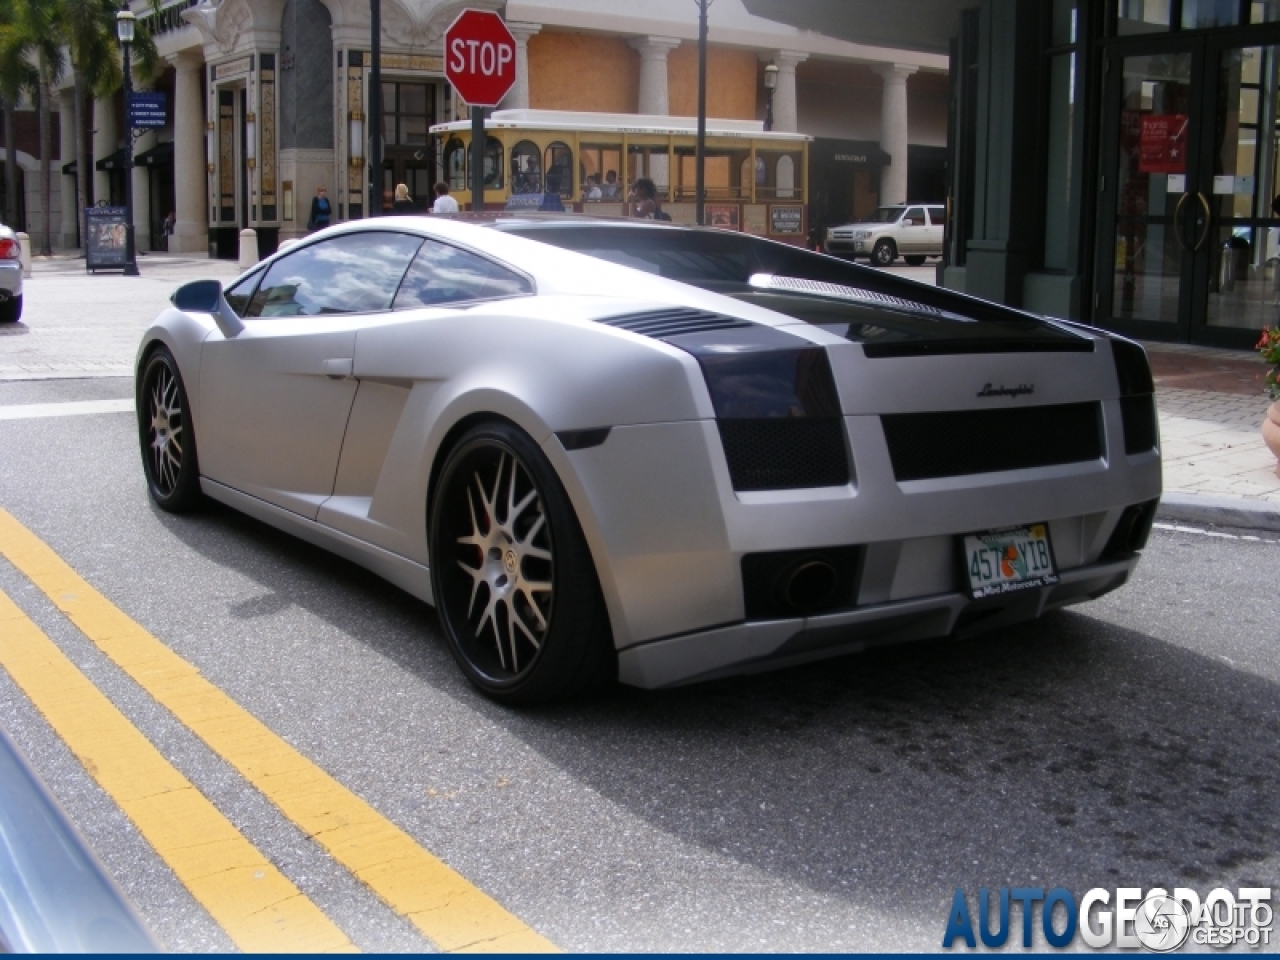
171;280;243;338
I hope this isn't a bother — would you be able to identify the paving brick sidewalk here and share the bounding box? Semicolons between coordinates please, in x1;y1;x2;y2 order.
1145;342;1280;528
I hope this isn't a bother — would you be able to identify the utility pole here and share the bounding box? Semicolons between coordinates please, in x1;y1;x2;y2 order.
117;5;139;275
695;0;709;225
370;0;382;216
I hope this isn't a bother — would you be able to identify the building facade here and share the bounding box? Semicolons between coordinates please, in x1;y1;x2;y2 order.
21;0;948;258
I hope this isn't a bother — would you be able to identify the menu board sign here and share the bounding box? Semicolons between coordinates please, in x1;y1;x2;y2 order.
85;207;129;271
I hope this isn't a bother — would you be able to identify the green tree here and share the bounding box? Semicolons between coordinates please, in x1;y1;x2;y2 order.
12;0;65;253
0;0;37;230
57;0;159;250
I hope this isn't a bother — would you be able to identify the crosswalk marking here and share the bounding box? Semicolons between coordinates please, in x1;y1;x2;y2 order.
0;587;355;953
0;507;557;953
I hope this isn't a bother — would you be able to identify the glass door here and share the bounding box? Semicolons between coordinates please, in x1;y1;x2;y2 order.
1193;40;1280;346
1097;29;1280;347
1097;44;1205;338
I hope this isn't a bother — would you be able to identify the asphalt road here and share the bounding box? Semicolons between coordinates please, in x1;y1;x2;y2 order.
1;374;1278;952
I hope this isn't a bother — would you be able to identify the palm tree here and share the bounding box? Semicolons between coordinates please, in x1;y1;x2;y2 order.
10;0;64;253
0;0;37;229
57;0;159;250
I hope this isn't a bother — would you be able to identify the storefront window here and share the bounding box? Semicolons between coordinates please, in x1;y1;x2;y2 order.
1116;0;1171;33
1182;0;1241;27
381;82;434;146
1252;1;1280;22
544;142;573;197
1044;53;1077;270
511;140;541;194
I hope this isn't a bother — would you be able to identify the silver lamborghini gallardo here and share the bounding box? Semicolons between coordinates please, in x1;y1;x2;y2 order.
136;216;1161;704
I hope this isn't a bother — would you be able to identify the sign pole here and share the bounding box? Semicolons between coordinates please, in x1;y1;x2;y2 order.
370;0;382;216
695;0;709;226
120;31;139;275
470;105;485;212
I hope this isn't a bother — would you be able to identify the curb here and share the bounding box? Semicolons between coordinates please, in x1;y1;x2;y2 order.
1156;491;1280;533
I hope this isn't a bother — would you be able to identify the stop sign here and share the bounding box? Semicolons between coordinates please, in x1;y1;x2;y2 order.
444;10;517;108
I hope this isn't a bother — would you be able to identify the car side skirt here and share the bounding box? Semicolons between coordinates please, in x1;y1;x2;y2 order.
200;479;434;605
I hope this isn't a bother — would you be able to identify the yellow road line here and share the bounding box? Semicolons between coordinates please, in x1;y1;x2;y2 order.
0;508;557;953
0;588;354;953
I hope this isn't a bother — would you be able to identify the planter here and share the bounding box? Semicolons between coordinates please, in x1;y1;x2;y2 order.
1264;401;1280;479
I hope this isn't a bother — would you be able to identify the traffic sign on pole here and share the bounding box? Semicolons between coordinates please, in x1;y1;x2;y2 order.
444;10;517;108
445;10;516;211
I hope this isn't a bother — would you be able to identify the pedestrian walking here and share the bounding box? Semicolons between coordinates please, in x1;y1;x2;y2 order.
392;183;414;213
307;186;331;232
432;182;460;214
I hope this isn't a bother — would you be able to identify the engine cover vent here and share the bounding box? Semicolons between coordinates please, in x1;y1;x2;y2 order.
599;308;752;339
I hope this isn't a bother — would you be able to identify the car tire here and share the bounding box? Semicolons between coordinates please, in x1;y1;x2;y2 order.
137;346;204;512
0;294;21;323
872;239;897;267
904;255;927;266
430;421;615;705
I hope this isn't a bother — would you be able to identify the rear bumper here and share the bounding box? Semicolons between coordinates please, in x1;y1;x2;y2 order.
0;260;22;298
617;554;1137;688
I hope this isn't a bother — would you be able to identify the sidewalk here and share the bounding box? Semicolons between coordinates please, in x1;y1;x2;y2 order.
1145;341;1280;531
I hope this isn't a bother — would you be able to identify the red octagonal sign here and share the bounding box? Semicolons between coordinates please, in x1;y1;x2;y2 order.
444;10;516;108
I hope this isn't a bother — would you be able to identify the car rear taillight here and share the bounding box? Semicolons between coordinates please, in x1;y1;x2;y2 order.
1110;337;1158;455
0;239;19;260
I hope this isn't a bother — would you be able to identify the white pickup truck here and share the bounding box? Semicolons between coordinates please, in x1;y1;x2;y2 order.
825;204;945;267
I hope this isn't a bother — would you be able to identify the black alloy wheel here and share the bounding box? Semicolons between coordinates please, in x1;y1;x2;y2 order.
872;239;897;267
430;421;614;705
137;346;203;512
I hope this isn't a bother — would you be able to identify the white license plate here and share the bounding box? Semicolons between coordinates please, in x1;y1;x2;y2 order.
962;524;1059;599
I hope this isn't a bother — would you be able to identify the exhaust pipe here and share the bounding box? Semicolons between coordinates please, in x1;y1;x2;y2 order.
778;559;839;612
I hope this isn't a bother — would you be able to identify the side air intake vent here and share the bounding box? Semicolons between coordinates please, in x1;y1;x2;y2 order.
599;308;752;339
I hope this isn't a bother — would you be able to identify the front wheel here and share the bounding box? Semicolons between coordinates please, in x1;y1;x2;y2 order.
430;421;614;705
871;239;897;267
137;346;203;512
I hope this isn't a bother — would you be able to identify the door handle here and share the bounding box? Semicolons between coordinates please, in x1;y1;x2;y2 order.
1192;191;1211;251
1173;192;1191;251
323;358;353;379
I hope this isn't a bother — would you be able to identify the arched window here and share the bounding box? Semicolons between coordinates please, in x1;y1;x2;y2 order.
445;138;467;191
510;140;541;194
484;136;504;189
776;155;795;199
544;141;573;197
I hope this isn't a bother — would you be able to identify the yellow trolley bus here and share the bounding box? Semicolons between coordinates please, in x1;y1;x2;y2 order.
429;109;812;245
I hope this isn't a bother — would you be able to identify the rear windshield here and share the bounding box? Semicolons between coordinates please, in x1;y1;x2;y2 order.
495;224;1091;355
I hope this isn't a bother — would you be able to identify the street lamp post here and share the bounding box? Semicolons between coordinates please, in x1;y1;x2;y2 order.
116;5;139;276
763;61;778;132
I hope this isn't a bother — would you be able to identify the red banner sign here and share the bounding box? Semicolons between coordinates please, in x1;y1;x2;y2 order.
1139;114;1188;174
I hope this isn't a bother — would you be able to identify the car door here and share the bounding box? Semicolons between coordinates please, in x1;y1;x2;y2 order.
924;205;945;254
198;230;424;519
899;206;929;253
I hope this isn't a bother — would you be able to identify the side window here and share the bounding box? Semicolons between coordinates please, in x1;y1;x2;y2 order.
392;239;532;309
224;265;265;316
927;206;945;226
904;206;927;226
246;231;423;318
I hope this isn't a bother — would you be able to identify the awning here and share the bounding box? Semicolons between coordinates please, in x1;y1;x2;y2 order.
134;140;174;167
95;148;127;171
809;138;892;168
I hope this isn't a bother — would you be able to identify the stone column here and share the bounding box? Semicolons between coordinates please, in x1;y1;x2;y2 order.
500;22;541;110
770;51;807;134
630;36;680;116
170;53;208;255
92;96;116;203
132;128;155;252
874;63;917;206
58;89;77;248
